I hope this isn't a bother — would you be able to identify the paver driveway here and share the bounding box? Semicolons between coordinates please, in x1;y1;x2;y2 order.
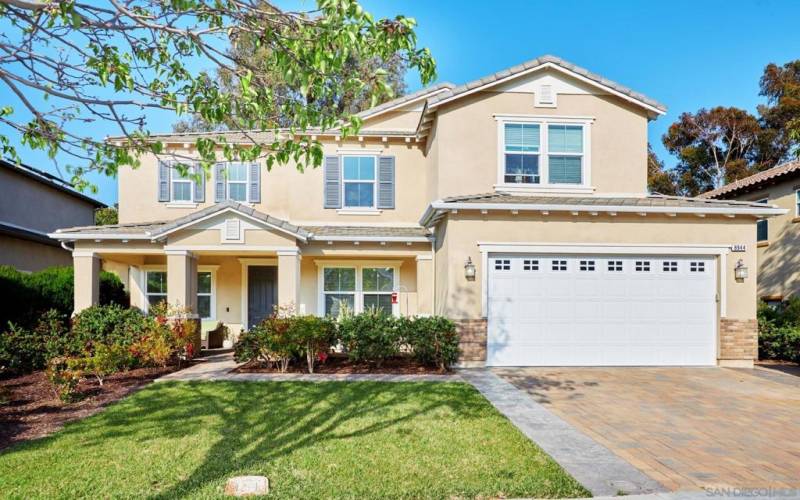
494;367;800;491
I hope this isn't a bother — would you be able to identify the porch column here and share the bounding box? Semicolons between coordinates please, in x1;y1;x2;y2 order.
416;254;434;315
73;250;100;313
277;249;301;312
166;250;198;313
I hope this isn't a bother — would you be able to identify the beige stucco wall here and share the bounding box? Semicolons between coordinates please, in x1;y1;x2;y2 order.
361;109;422;131
117;137;428;225
430;88;650;199
435;212;757;322
0;235;71;272
731;180;800;299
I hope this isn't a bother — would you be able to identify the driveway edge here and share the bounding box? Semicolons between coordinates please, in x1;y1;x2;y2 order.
459;369;666;497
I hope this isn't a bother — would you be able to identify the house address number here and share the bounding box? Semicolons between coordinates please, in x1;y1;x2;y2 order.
730;244;747;252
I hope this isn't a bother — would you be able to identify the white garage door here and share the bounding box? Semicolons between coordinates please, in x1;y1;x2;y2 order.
487;254;717;366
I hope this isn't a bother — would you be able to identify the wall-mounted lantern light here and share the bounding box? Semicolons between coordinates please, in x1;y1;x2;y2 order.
734;259;748;281
464;257;477;281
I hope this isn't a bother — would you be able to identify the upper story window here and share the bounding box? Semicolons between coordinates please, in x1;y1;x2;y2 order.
756;198;768;242
497;116;591;192
342;156;376;208
503;124;540;184
158;161;204;204
214;162;261;204
171;168;194;202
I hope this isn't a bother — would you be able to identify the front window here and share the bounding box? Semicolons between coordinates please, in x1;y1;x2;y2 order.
323;267;356;316
171;168;193;202
322;265;397;316
757;198;768;242
342;156;376;208
227;163;249;202
197;271;213;319
146;271;167;307
503;123;540;184
362;267;394;315
547;124;583;184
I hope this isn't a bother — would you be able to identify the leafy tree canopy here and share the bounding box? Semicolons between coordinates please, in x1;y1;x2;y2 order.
646;143;677;196
0;0;436;192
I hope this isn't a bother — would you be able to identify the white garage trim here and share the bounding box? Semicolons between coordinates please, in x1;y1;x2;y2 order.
477;242;730;318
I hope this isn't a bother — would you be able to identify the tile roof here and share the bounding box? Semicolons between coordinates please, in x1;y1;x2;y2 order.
699;159;800;199
424;55;667;114
54;220;168;235
303;225;430;240
355;82;455;119
438;192;774;209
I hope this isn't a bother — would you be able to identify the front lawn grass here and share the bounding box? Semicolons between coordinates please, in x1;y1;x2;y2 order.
0;381;589;499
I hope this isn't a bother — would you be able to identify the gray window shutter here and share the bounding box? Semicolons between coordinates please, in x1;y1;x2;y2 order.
323;155;341;209
193;163;205;203
214;163;226;202
249;163;261;203
158;161;170;202
377;156;395;209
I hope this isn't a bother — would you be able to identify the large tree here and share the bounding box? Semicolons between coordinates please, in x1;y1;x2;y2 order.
0;0;435;192
646;144;677;195
759;59;800;160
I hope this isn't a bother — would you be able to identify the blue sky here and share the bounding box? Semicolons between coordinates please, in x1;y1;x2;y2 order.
3;0;800;205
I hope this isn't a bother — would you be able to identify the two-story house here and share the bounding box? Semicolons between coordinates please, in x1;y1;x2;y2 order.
51;55;784;368
700;159;800;302
1;158;105;272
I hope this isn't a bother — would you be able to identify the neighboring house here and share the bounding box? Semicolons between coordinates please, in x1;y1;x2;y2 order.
0;158;105;272
50;55;784;368
700;159;800;303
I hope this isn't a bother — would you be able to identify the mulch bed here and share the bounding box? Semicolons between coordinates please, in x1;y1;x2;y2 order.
234;355;446;375
0;364;184;452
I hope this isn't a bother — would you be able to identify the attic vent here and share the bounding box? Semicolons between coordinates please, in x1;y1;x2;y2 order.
223;218;241;241
538;84;554;105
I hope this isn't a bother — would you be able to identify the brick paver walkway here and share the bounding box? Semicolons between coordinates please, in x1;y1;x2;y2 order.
494;367;800;491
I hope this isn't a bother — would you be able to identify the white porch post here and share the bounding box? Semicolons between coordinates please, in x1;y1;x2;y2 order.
73;250;100;314
277;249;301;312
166;250;198;313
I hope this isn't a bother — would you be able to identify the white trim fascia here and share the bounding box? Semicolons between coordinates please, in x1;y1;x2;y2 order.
313;259;404;268
311;235;431;243
165;249;195;257
428;201;787;217
428;62;666;116
493;113;596;123
336;147;384;155
276;249;300;256
415;254;433;261
49;233;154;240
336;209;383;216
166;202;198;209
164;245;299;252
359;87;451;121
477;242;731;318
71;250;97;258
153;207;308;242
293;221;424;228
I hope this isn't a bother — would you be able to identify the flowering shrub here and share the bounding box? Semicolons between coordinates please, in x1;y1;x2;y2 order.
235;313;297;372
46;356;84;403
291;315;337;373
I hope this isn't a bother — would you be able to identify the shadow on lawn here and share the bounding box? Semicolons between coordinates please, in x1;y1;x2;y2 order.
16;381;486;498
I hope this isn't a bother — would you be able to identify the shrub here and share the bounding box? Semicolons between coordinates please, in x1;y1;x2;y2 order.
0;265;128;329
758;299;800;363
46;356;84;403
235;314;298;372
81;344;135;385
0;309;69;377
291;315;336;373
338;309;400;368
71;304;150;354
400;316;460;372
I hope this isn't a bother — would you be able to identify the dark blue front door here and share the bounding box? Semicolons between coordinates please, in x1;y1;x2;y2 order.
248;266;277;328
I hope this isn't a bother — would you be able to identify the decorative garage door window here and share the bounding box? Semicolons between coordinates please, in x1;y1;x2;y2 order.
607;260;623;272
494;259;511;271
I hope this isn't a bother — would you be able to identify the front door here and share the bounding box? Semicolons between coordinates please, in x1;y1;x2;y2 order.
248;266;277;328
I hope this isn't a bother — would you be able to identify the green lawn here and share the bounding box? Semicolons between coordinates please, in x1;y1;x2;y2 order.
0;381;589;499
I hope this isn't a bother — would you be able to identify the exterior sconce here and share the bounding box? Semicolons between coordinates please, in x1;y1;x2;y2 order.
734;259;748;282
464;257;477;281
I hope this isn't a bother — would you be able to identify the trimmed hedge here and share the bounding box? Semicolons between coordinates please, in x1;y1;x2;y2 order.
758;299;800;364
235;311;460;372
0;265;128;330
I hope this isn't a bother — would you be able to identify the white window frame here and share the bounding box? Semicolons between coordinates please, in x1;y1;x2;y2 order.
340;154;378;210
494;115;593;194
225;162;251;203
166;161;197;206
756;198;769;242
316;261;400;316
143;268;168;311
139;265;217;318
